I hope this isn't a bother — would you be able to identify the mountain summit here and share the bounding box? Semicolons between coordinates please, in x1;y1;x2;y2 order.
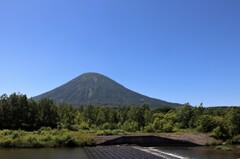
34;72;180;107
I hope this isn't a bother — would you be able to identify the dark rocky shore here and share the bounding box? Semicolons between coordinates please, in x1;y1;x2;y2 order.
94;133;217;146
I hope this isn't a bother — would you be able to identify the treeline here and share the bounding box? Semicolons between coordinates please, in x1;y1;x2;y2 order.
1;93;240;141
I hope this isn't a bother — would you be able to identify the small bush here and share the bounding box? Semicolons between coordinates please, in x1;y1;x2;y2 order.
79;122;90;130
64;137;79;147
11;130;22;139
196;115;215;133
122;121;139;132
112;129;126;135
215;145;233;151
0;129;95;148
211;126;228;139
101;123;116;130
96;129;126;136
0;129;12;136
231;135;240;144
0;138;14;147
162;123;173;132
143;124;155;133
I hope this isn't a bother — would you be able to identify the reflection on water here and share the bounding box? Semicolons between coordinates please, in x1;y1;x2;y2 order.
155;146;240;159
0;146;239;159
0;148;89;159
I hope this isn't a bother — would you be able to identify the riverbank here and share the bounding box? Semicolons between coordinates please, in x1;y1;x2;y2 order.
0;129;226;148
0;129;95;148
94;133;217;146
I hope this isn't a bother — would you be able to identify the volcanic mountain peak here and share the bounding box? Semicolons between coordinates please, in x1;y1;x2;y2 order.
34;72;180;108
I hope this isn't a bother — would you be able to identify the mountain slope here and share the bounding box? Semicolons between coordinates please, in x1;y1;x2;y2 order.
33;73;180;107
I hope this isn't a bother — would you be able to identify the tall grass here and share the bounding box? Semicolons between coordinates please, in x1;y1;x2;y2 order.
0;128;95;148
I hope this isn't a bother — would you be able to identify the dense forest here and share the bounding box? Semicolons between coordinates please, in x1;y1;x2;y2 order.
0;93;240;142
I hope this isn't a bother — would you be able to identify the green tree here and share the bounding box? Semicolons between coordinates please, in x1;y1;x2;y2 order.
83;105;97;126
188;105;204;128
26;99;39;130
122;121;139;132
144;109;153;125
176;103;193;128
37;98;58;128
96;108;107;125
225;108;240;137
153;118;167;132
117;107;128;125
196;115;215;133
108;108;118;124
58;103;77;127
127;107;145;128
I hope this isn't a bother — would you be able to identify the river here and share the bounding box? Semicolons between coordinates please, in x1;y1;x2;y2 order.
154;146;240;159
0;148;89;159
0;146;239;159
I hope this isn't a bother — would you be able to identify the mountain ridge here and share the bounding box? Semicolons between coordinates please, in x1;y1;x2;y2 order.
33;72;180;108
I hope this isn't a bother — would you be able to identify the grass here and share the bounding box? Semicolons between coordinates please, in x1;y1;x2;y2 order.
0;127;233;149
0;128;95;148
204;140;223;146
215;145;233;151
96;129;127;136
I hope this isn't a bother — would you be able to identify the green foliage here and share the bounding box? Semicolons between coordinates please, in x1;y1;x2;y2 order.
162;123;174;132
96;129;126;136
58;103;77;126
231;135;240;144
143;124;155;133
212;126;229;139
176;103;193;128
225;108;240;137
101;123;116;130
122;121;139;132
153;118;165;132
152;117;173;133
37;98;58;128
215;145;233;151
0;129;95;148
79;122;90;130
204;140;222;146
1;92;240;144
196;115;215;133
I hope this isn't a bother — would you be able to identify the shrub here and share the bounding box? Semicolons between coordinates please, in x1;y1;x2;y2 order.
11;130;22;139
232;135;240;144
0;129;95;148
196;115;215;133
122;121;139;132
96;130;113;136
79;122;90;130
215;145;233;151
101;123;116;130
212;126;229;139
162;123;173;132
0;129;12;136
143;124;155;133
112;129;126;135
64;137;79;147
0;138;14;147
96;129;126;135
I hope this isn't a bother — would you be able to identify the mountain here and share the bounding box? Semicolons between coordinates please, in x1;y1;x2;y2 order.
33;72;180;108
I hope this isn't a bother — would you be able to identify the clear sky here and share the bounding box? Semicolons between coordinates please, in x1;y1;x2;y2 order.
0;0;240;106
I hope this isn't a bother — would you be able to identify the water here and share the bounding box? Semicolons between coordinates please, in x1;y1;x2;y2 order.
154;146;240;159
0;146;239;159
0;148;90;159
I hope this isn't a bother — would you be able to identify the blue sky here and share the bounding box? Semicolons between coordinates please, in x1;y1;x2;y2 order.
0;0;240;106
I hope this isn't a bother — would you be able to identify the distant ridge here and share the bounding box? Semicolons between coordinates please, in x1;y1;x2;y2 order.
33;72;180;108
